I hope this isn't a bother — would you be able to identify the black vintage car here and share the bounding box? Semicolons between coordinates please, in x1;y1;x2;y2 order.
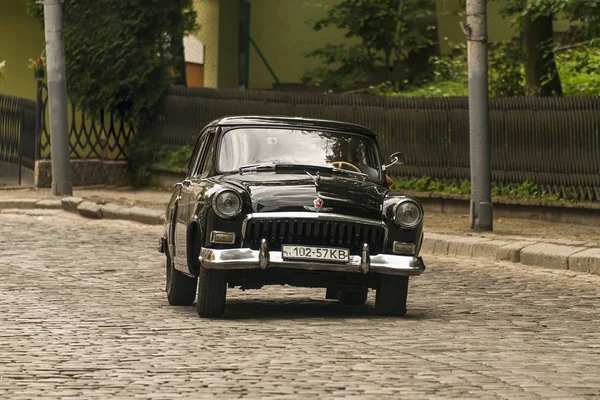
158;116;426;318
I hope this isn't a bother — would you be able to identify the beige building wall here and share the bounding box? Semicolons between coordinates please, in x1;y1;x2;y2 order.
193;0;221;88
0;0;45;100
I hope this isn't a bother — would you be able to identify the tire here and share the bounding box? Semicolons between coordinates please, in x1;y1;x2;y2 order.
325;287;338;300
375;275;409;316
196;265;228;318
165;255;197;306
337;289;368;306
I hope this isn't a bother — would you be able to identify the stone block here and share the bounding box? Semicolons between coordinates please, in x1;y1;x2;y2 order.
472;240;512;260
446;236;493;258
100;203;127;220
496;242;535;263
35;199;62;209
128;207;163;225
421;233;452;257
34;159;130;188
61;197;84;213
568;248;600;275
77;201;103;219
0;199;38;209
520;243;587;270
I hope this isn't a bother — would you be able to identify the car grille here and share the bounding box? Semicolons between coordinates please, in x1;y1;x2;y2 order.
242;216;387;254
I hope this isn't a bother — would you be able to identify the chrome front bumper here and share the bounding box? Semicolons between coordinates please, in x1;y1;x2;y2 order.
200;242;425;277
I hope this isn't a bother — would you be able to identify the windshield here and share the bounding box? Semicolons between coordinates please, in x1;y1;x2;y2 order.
217;128;382;181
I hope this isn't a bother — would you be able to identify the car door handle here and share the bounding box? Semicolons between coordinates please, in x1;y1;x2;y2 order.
182;179;192;187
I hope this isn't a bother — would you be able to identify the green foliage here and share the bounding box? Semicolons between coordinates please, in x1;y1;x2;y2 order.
489;40;526;97
368;42;600;98
26;0;197;128
367;39;526;98
368;80;468;98
303;0;434;89
556;48;600;96
155;145;193;171
25;0;198;186
391;176;563;201
390;176;472;195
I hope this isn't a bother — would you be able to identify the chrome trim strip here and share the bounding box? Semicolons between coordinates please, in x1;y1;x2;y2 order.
241;212;389;246
199;247;425;277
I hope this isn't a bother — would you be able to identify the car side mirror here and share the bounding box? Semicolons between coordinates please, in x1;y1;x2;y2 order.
384;152;404;170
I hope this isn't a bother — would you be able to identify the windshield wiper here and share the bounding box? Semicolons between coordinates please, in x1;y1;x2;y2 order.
239;162;368;180
239;162;278;174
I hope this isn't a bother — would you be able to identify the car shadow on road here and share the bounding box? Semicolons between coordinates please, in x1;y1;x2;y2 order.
179;298;435;321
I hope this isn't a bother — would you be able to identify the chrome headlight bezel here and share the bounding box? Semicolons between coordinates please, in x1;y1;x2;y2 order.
212;188;243;219
392;199;423;229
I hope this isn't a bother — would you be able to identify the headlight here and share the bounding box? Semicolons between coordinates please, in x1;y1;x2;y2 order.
212;189;242;219
393;199;422;229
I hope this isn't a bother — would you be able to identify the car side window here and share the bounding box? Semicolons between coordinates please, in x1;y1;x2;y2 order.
188;132;209;177
190;131;215;177
200;134;215;176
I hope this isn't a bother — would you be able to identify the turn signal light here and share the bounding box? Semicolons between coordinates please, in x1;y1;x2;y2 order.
210;231;236;244
393;241;416;255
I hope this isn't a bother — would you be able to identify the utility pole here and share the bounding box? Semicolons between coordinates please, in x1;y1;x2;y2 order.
465;0;492;231
43;0;72;196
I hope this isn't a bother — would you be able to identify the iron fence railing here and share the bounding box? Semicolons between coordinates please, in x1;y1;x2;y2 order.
154;86;600;201
0;94;36;186
37;82;135;161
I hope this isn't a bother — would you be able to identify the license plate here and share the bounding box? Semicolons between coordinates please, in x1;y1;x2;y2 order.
281;245;349;262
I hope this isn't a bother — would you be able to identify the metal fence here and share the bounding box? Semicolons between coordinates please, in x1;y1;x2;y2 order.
155;86;600;201
37;83;134;161
0;94;37;186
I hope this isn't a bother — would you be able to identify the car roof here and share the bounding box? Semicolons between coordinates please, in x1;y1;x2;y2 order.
207;116;376;137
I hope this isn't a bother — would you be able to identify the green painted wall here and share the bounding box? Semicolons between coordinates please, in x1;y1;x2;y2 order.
247;0;353;89
217;0;240;88
0;0;45;100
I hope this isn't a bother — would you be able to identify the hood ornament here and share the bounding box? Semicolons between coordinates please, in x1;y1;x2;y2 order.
304;197;333;212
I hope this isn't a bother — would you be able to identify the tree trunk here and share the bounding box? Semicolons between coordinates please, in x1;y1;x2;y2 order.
522;12;562;96
405;0;440;83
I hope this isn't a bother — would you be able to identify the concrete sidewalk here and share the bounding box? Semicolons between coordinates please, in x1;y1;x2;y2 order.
2;187;600;277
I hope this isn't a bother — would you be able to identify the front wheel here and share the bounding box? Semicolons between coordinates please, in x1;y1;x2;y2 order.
375;275;409;316
196;266;228;318
165;255;197;306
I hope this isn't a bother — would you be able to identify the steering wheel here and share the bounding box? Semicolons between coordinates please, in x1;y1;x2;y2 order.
329;161;362;173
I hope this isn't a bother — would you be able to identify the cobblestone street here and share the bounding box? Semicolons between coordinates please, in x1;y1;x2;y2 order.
1;210;600;399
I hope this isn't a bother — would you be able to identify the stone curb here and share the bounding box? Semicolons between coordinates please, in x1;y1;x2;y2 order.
420;233;600;277
1;197;599;277
0;197;166;227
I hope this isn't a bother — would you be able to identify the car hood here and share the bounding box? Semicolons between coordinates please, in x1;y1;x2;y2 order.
218;172;387;220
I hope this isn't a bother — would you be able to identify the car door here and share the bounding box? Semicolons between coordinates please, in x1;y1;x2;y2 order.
174;130;215;266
